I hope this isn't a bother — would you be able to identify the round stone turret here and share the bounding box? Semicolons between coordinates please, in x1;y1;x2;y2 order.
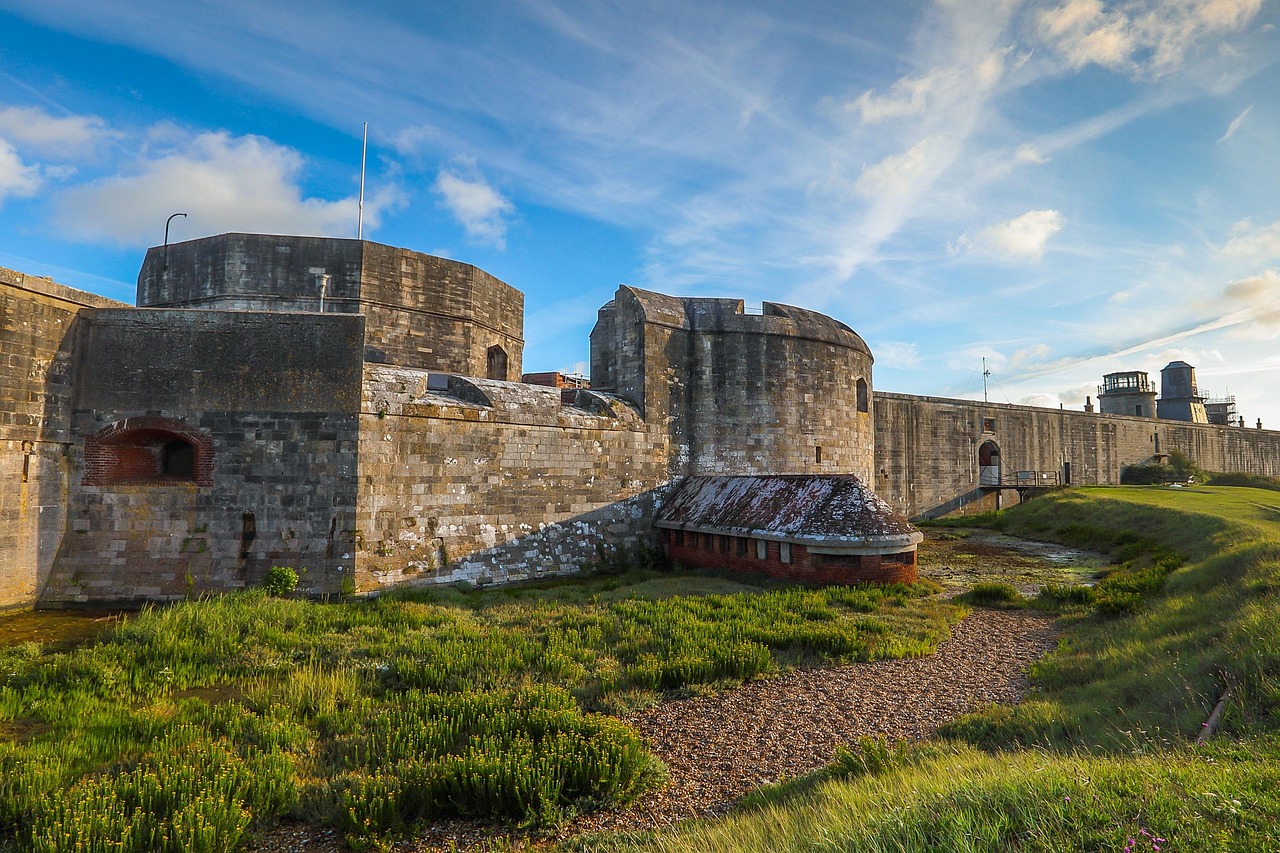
590;285;875;482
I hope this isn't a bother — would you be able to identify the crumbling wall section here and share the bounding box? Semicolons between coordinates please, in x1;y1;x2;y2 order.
356;366;670;590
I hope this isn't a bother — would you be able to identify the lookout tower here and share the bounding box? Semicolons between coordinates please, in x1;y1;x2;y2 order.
1156;361;1208;423
1098;371;1157;418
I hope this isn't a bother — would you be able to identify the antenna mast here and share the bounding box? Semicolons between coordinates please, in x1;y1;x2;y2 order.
357;122;368;240
982;357;991;404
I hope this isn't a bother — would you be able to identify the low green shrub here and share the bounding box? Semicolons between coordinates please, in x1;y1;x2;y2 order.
1034;583;1095;608
1207;471;1280;491
261;566;299;597
955;582;1025;608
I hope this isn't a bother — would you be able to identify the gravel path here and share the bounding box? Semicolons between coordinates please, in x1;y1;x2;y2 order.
250;607;1059;852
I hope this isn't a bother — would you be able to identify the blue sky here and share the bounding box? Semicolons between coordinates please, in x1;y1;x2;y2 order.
2;0;1278;426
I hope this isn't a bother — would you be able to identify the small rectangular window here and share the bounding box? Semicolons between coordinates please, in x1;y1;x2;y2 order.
983;417;996;432
736;537;748;557
675;529;684;546
756;539;767;560
719;535;730;553
815;446;822;464
780;542;792;564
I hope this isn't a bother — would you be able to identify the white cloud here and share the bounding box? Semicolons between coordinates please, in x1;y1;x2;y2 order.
848;48;1014;126
1221;219;1280;262
853;137;947;199
1015;143;1049;164
0;106;113;158
0;140;41;203
849;68;951;125
957;209;1065;261
873;341;923;370
433;168;514;249
1216;104;1252;142
1033;0;1263;77
1010;342;1052;366
53;131;384;245
1221;268;1280;338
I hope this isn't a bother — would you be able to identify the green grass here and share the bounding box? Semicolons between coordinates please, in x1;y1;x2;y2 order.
582;485;1280;853
0;570;958;851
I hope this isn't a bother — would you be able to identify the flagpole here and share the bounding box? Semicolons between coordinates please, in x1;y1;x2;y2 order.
357;122;367;240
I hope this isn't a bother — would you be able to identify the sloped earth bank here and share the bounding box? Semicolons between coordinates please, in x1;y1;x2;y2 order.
252;608;1061;852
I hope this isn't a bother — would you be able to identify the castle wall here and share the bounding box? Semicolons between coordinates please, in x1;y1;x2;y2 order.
357;243;523;377
591;286;875;482
875;392;1280;519
355;366;670;590
138;235;524;376
41;309;365;606
0;269;125;610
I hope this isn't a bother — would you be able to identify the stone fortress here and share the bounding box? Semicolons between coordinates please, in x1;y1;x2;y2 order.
3;233;1279;609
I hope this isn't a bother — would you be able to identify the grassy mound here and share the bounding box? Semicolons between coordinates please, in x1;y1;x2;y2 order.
590;485;1280;853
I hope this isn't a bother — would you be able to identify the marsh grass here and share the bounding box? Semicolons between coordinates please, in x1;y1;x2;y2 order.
578;486;1280;853
0;570;957;851
586;737;1280;853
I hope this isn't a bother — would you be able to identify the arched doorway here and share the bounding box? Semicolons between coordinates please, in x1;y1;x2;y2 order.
978;440;1000;486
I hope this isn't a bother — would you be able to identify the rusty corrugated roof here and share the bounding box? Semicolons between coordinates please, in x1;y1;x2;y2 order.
655;475;920;551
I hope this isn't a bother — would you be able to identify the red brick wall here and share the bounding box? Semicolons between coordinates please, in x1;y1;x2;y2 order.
83;417;214;486
662;529;916;585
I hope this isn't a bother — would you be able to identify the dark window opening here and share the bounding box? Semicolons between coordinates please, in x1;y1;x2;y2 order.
162;439;196;477
983;417;997;433
1135;405;1143;416
856;378;869;413
815;446;823;464
736;537;748;557
486;345;509;381
240;512;257;560
675;529;684;546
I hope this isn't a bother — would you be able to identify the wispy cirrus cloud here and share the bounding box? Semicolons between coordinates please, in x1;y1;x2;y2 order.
1217;104;1253;142
1033;0;1262;77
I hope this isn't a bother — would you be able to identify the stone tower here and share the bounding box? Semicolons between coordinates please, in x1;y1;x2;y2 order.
1156;361;1208;423
590;285;876;483
1098;371;1157;418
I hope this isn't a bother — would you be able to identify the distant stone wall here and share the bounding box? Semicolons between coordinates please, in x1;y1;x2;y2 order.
592;286;876;482
355;366;670;590
0;269;125;610
40;309;366;606
875;392;1280;519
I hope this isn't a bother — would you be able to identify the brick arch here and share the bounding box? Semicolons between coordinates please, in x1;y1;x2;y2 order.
83;417;213;486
